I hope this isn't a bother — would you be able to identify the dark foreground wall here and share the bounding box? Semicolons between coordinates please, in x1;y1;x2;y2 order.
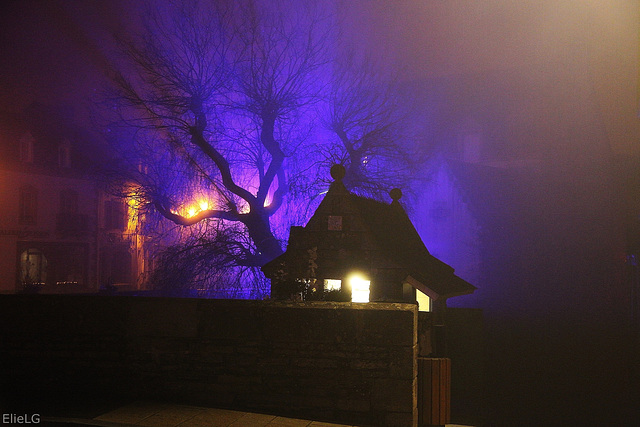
0;295;418;426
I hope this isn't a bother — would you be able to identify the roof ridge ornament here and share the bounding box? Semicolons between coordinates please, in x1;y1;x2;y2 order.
389;188;402;202
330;164;346;182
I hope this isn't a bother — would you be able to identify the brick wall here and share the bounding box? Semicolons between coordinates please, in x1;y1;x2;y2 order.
0;295;418;426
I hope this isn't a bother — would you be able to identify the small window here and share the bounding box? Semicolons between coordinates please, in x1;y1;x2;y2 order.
324;279;341;292
417;290;432;312
60;189;78;214
104;200;126;230
328;215;342;231
19;186;38;224
137;162;148;174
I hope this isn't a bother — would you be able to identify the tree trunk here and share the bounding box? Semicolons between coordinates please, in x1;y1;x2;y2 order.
243;208;283;266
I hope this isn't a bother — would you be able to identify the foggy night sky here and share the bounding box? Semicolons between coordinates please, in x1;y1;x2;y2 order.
1;1;638;154
341;1;640;155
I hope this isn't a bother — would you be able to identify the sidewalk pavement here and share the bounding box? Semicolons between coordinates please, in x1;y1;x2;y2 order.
41;401;474;427
41;401;356;427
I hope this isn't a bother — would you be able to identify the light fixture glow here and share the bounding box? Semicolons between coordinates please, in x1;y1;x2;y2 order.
198;199;210;211
177;197;214;218
348;273;370;303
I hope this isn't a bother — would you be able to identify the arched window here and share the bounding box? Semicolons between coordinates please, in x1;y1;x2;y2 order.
20;248;47;286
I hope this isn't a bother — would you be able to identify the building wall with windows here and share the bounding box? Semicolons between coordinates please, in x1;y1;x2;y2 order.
98;194;151;291
0;166;99;293
0;114;149;294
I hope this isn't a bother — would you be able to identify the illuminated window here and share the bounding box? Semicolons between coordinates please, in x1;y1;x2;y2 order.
20;248;47;286
19;186;38;224
416;290;432;312
324;279;341;292
349;274;370;303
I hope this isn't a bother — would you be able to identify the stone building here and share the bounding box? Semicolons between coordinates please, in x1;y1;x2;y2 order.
0;106;148;294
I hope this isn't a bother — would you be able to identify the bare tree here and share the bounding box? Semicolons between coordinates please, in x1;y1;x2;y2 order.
318;54;424;200
148;220;269;298
103;1;427;296
105;0;330;275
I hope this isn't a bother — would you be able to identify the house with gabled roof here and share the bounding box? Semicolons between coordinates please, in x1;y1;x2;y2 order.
262;164;475;312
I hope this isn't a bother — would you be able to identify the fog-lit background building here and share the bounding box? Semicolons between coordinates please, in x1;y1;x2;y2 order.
0;104;149;294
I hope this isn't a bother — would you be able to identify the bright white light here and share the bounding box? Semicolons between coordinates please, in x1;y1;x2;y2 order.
180;197;213;218
324;279;341;292
349;273;370;303
198;199;210;211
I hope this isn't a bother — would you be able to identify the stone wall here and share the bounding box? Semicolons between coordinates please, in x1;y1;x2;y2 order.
0;295;418;426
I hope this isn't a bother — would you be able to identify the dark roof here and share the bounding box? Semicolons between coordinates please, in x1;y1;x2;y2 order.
263;173;476;299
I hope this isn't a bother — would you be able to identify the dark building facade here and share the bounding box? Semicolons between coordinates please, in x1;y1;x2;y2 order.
0;106;149;294
263;164;475;311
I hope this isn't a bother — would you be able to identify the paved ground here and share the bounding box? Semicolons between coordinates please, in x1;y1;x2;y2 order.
41;401;356;426
40;401;474;427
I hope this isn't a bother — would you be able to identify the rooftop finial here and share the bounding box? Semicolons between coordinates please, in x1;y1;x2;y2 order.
330;164;346;181
390;188;402;202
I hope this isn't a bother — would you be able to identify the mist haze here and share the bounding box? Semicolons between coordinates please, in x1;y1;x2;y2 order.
1;1;639;425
